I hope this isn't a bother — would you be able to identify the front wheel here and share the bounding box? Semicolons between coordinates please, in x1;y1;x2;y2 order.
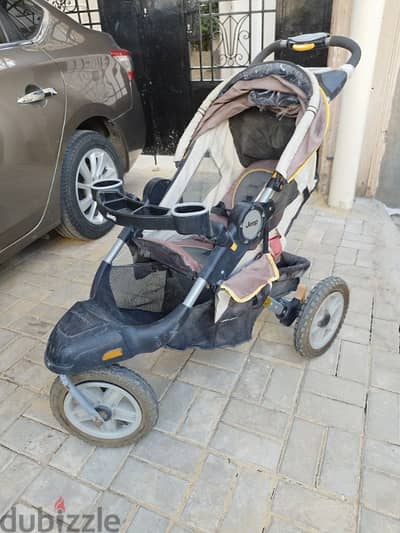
50;366;158;447
294;276;349;358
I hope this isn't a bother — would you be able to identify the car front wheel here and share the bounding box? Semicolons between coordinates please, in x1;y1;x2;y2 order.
57;130;123;240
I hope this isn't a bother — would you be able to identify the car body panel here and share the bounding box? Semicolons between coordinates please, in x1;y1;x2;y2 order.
0;40;66;249
0;0;146;262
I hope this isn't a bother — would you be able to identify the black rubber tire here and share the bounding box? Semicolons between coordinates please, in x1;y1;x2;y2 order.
57;130;123;240
294;276;349;358
50;365;158;447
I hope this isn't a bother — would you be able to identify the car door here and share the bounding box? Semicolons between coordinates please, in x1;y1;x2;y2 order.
0;0;66;250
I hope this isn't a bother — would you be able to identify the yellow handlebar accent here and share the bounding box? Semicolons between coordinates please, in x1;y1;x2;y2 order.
292;43;315;52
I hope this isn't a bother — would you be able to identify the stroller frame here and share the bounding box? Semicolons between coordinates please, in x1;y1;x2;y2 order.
45;32;361;446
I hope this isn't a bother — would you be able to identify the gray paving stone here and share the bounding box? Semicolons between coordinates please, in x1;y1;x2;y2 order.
374;290;398;322
345;310;372;330
50;436;94;476
348;287;374;316
335;246;357;265
371;318;398;352
252;339;305;366
191;347;246;372
0;336;37;372
0;380;16;403
23;395;64;432
0;329;17;351
79;446;130;488
365;439;400;478
272;480;354;532
362;468;400;518
112;457;189;516
178;389;226;445
151;349;192;377
132;430;203;478
233;356;271;403
359;507;400;533
263;365;303;412
280;418;324;485
319;428;360;498
0;456;41;516
182;454;235;531
156;381;196;432
0;445;15;471
339;324;370;345
371;348;400;393
220;468;274;532
127;507;168;533
303;370;366;407
169;525;195;533
366;388;400;444
0;417;66;462
259;323;294;346
88;490;134;531
179;362;237;394
268;519;304;533
337;341;370;384
139;372;171;400
5;359;52;393
0;388;36;434
210;422;281;470
223;398;288;439
307;339;340;375
23;467;99;516
297;391;364;433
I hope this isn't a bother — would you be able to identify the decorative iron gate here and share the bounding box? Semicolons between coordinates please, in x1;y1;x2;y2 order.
186;0;277;82
49;0;102;30
54;0;333;154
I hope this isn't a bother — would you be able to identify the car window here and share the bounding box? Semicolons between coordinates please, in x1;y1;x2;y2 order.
0;0;43;41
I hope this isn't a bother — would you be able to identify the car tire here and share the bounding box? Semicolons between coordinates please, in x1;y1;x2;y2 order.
57;130;123;240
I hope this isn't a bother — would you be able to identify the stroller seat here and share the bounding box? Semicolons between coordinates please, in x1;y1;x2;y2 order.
134;161;283;278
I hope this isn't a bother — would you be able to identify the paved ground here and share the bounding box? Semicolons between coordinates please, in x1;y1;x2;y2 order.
0;157;399;532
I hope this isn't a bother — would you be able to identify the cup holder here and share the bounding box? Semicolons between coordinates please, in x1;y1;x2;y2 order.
91;178;123;192
171;203;213;237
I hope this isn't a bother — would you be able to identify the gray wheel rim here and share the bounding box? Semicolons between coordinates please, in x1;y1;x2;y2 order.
75;148;118;225
309;291;345;350
64;381;143;440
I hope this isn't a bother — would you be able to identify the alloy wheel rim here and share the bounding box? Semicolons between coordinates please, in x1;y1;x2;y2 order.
309;291;345;350
75;148;118;225
64;381;143;440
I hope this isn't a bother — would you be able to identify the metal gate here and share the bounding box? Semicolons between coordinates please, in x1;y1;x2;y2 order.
49;0;102;30
53;0;332;154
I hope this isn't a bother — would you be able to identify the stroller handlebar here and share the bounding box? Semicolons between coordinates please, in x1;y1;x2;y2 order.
252;33;361;72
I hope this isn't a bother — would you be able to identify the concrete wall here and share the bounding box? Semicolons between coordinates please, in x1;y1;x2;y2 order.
376;77;400;208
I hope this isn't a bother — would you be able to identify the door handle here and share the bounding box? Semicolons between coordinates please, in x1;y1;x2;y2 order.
17;87;58;104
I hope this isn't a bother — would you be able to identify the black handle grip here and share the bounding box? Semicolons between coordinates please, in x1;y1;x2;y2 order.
251;33;361;70
326;35;361;68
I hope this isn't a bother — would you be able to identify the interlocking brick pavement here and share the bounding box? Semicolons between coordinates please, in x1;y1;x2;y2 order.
0;155;399;532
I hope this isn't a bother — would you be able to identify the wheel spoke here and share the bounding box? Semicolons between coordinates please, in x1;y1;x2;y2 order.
96;151;105;178
79;196;93;213
89;152;98;179
103;388;125;407
87;201;97;222
113;406;138;424
79;161;92;182
77;182;91;190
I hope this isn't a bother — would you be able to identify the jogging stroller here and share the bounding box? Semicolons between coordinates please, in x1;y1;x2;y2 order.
45;33;361;447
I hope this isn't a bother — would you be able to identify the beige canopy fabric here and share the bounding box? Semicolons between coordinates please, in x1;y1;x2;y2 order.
193;76;307;141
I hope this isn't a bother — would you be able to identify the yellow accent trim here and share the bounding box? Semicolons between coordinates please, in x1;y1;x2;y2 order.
220;254;280;303
292;43;316;52
264;296;273;308
230;242;238;252
102;348;123;361
286;87;331;184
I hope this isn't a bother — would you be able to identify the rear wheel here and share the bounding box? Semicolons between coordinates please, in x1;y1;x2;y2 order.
50;366;158;447
57;130;123;240
294;276;349;358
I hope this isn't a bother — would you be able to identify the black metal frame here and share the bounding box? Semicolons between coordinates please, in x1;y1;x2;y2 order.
49;0;101;30
186;0;277;82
